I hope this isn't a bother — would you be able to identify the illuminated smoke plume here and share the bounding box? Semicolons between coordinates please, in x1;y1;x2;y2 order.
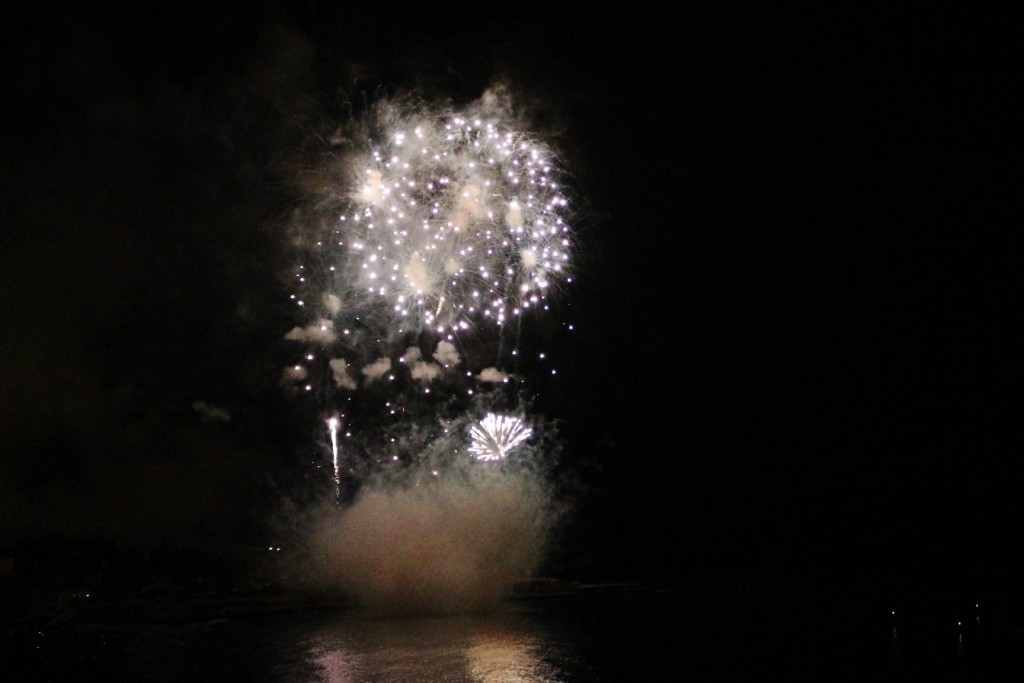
281;364;308;384
309;466;553;614
284;319;337;344
361;357;392;382
410;361;442;383
400;346;422;364
476;367;508;384
323;293;342;315
328;358;357;390
432;340;461;368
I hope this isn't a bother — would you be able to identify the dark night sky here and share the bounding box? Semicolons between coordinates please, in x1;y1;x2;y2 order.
1;4;1018;594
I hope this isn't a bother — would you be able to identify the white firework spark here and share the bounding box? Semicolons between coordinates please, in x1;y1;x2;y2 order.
327;416;340;481
299;93;572;336
468;413;532;461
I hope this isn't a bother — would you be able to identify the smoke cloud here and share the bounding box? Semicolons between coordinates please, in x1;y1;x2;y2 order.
323;293;342;315
281;364;309;383
329;358;357;390
361;356;392;381
307;466;554;614
400;346;422;364
433;340;461;367
191;400;231;423
284;319;337;344
476;367;508;384
410;361;442;383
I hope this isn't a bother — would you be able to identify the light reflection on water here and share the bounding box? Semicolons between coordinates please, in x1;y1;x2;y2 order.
32;585;1018;680
308;609;573;683
121;590;696;681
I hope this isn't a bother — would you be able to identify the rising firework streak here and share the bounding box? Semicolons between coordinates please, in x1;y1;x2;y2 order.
327;416;340;482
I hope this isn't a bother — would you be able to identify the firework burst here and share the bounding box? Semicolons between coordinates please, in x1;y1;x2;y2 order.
291;90;573;340
468;413;533;461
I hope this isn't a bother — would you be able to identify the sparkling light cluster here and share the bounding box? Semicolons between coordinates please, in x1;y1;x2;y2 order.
301;99;572;335
468;413;532;461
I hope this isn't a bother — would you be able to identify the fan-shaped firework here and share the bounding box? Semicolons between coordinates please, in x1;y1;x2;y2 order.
468;413;532;461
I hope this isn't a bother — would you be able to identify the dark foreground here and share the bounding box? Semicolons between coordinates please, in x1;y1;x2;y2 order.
3;578;1022;682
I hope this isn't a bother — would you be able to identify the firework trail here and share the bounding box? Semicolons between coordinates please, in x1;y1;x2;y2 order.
327;416;340;482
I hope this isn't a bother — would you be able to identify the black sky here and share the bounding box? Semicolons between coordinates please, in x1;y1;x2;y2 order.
1;4;1018;594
